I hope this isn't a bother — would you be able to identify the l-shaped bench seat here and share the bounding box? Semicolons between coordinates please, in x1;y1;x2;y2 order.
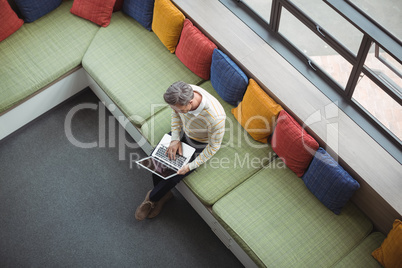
0;0;393;267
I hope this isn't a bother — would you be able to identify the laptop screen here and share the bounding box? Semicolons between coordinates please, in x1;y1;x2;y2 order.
136;156;177;179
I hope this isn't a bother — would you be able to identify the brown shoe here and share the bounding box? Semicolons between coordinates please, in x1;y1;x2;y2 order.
148;191;173;219
135;190;155;221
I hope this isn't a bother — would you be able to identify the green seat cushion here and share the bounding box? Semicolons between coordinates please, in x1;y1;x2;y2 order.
82;11;202;127
140;106;172;147
334;232;385;268
212;158;373;267
0;1;99;114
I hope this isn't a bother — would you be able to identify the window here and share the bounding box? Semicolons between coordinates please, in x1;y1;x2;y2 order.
287;0;363;56
354;42;402;140
242;0;272;23
220;0;402;161
349;0;401;41
278;7;354;89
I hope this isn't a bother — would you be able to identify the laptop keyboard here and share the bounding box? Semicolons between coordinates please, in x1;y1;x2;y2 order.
155;145;187;169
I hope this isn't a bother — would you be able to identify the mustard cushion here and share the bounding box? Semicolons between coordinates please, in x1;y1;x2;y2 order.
372;219;402;268
152;0;185;53
231;79;283;143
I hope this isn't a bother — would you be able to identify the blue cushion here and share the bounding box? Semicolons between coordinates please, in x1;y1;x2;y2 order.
302;147;360;215
14;0;62;23
122;0;154;31
210;49;248;106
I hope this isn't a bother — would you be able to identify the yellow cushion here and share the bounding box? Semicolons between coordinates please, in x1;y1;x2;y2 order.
372;219;402;268
152;0;185;53
232;79;283;143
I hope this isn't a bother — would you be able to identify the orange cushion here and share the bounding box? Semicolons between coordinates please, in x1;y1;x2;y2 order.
70;0;116;27
372;219;402;268
152;0;185;53
0;0;24;42
176;19;217;79
232;79;283;143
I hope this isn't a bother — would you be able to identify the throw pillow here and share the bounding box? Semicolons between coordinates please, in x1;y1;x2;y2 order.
372;219;402;268
14;0;62;23
70;0;116;27
301;147;360;215
0;0;24;42
270;110;319;177
232;79;283;143
152;0;185;53
113;0;124;12
210;49;248;106
123;0;155;31
176;19;217;80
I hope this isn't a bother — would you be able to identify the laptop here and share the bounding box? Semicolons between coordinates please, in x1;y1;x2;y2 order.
136;134;196;180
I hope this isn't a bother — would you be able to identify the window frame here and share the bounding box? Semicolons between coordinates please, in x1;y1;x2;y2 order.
220;0;402;162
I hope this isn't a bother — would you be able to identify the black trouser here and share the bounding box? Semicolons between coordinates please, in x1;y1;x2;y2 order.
149;133;207;202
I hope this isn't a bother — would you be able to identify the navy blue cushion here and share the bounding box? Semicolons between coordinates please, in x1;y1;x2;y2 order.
14;0;62;23
302;147;360;215
122;0;154;31
210;49;248;106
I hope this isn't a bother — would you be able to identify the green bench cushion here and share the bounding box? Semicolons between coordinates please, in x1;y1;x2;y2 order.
82;11;202;127
140;106;172;147
0;1;99;114
334;232;384;268
141;81;276;205
212;157;373;267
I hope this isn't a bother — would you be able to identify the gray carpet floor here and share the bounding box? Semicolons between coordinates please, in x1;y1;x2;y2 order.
0;89;243;268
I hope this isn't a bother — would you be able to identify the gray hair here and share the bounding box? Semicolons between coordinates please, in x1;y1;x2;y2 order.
164;81;194;106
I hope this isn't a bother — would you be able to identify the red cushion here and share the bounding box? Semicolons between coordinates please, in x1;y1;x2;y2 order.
176;19;217;80
0;0;24;42
271;110;319;177
70;0;116;27
113;0;123;12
